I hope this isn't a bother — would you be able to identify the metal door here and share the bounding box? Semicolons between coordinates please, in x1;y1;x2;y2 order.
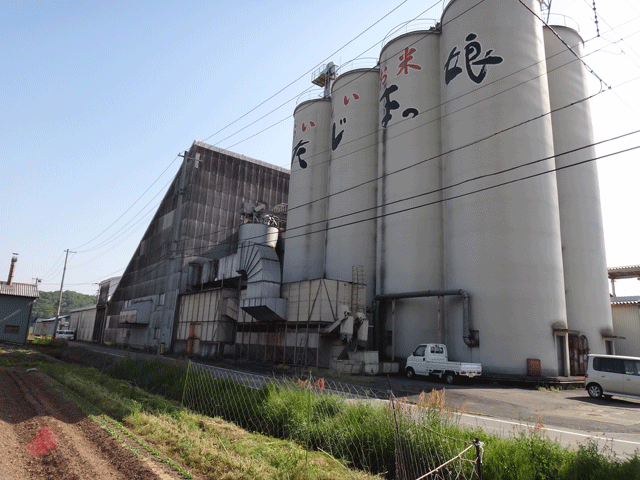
569;334;589;376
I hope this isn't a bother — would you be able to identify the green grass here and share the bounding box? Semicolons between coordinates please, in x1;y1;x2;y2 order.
30;336;69;348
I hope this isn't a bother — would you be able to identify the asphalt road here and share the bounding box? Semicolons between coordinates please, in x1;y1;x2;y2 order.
400;376;640;457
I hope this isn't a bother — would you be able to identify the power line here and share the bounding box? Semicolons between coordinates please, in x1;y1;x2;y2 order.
224;21;614;166
63;2;422;257
72;154;180;251
176;68;640;253
222;0;487;153
66;0;619;261
63;1;640;284
76;173;176;254
191;129;640;256
123;132;640;288
201;0;415;145
73;35;640;285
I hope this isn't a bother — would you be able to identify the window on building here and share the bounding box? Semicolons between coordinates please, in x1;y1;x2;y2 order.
3;325;19;334
158;293;165;306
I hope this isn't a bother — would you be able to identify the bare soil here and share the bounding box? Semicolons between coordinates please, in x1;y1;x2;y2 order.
0;368;182;480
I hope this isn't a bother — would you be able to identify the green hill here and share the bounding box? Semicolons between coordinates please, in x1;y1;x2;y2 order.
32;290;98;319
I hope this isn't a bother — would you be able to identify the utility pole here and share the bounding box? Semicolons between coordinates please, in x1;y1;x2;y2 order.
52;249;75;339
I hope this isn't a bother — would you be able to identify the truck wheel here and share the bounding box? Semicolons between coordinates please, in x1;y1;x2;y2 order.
406;367;415;379
587;383;603;399
444;372;455;385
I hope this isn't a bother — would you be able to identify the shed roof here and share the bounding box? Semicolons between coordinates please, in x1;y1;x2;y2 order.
0;281;39;298
610;296;640;305
70;304;97;313
608;265;640;280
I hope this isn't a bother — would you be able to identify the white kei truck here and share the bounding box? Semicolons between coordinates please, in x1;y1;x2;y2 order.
405;343;482;384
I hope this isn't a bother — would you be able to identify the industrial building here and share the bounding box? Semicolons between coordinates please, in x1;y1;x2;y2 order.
95;0;617;377
105;141;289;353
0;256;39;345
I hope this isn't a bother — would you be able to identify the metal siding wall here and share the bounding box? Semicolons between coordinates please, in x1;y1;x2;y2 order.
0;296;32;344
441;0;566;375
612;305;640;356
544;26;612;354
107;141;288;351
326;69;379;306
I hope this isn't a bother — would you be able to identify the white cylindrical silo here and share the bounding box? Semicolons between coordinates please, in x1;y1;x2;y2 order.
376;29;443;359
441;0;567;375
282;99;331;283
326;68;379;306
544;25;613;357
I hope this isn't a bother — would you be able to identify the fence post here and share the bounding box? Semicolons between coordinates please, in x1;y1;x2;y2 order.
473;438;483;480
181;360;191;408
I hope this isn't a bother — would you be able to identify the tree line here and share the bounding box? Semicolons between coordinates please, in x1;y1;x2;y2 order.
32;290;98;319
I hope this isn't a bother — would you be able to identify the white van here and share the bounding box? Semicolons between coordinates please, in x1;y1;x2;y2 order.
584;354;640;400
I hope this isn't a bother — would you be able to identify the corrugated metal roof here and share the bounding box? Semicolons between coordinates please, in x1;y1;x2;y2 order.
70;304;97;312
607;265;640;280
610;296;640;305
0;282;39;298
193;140;291;174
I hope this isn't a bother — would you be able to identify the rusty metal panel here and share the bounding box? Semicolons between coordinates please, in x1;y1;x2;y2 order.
569;334;589;376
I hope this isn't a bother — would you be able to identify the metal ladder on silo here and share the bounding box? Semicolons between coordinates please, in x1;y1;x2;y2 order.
351;265;364;315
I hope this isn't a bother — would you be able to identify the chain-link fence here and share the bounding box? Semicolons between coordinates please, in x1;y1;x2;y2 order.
181;361;482;480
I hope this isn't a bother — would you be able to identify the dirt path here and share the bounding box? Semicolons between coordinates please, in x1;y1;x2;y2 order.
0;368;182;480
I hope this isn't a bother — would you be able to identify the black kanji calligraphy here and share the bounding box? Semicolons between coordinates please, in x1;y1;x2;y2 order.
332;118;346;151
292;139;309;169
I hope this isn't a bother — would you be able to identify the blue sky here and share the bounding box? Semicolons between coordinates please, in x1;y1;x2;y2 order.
1;0;639;296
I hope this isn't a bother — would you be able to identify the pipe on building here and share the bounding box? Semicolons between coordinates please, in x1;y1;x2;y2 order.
375;289;479;348
7;255;17;285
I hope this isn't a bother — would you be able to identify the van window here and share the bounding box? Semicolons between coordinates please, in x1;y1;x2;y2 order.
430;345;444;354
593;357;625;374
413;345;426;357
624;360;640;376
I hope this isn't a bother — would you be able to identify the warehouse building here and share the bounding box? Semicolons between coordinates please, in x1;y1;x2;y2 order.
105;141;289;353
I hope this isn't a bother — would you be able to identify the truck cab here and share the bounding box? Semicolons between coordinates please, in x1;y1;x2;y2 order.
405;343;482;384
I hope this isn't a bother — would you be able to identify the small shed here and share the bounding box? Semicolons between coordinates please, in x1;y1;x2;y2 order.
0;256;39;345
